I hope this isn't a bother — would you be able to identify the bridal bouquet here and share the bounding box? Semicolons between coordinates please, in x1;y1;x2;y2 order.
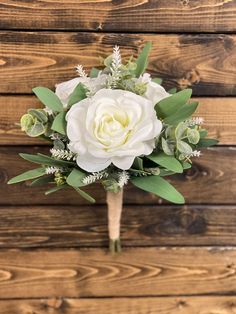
8;43;217;252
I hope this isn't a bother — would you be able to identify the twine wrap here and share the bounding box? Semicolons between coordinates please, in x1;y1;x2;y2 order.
106;189;123;252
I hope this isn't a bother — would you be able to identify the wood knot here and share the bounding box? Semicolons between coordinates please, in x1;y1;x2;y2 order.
180;0;190;6
177;69;200;89
46;298;63;309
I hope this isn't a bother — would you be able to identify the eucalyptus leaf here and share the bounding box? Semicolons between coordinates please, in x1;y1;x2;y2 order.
131;176;185;204
161;138;174;155
134;42;152;77
68;83;88;108
147;152;183;173
8;168;45;184
175;122;188;140
182;162;192;169
32;87;63;112
199;129;208;138
197;138;219;147
66;168;87;187
156;89;192;119
26;121;46;137
74;187;96;203
187;128;200;144
177;140;193;154
53;139;65;150
28;109;48;123
51;112;67;135
90;67;100;78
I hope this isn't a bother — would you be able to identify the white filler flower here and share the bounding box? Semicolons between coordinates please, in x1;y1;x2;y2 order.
66;89;162;172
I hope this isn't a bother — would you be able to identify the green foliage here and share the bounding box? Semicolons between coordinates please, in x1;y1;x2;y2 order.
156;89;192;119
32;87;63;112
132;157;144;170
19;153;75;167
30;175;54;186
197;138;219;147
131;175;185;204
68;83;88;108
20;113;46;137
74;187;96;203
66;168;87;187
168;87;177;94
187;128;200;144
90;67;100;78
147;152;183;173
161;138;174;155
51;112;67;135
134;42;152;77
8;168;45;184
164;101;199;125
177;140;192;154
45;184;67;195
152;78;162;85
102;179;120;193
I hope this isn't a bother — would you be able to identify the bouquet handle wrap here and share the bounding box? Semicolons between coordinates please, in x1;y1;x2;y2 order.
106;189;123;253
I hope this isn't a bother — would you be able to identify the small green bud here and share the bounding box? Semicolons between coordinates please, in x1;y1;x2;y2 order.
102;179;120;193
20;114;36;132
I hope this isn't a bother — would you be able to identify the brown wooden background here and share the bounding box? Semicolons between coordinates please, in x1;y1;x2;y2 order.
0;1;236;313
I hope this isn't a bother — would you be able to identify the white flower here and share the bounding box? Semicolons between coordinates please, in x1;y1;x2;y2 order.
55;74;107;107
66;89;162;172
139;73;170;105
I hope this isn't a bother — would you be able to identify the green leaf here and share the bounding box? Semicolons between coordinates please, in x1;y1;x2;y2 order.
168;87;177;94
156;89;192;119
187;128;200;144
131;176;185;204
197;138;219;147
152;77;162;85
66;168;87;187
134;42;152;77
161;138;174;155
199;129;208;138
147;152;183;173
164;101;198;125
51;112;67;135
177;140;192;154
19;153;75;167
30;175;54;186
45;184;67;195
28;109;48;123
182;162;192;170
26;121;46;137
8;168;45;184
74;187;96;203
53;139;65;150
132;157;143;170
90;67;100;78
68;83;88;108
32;87;63;112
175;122;188;140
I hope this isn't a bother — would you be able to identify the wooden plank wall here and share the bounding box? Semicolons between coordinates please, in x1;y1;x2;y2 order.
0;1;236;313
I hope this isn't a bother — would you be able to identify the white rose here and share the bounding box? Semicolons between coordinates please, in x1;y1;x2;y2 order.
66;89;162;172
55;74;107;107
139;73;170;105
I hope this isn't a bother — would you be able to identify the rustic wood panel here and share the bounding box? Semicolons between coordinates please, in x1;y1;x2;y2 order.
0;247;235;298
1;96;234;145
1;146;235;205
1;0;236;33
0;205;236;248
1;296;236;313
1;32;236;95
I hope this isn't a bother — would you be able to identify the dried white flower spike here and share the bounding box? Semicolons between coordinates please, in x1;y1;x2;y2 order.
50;148;76;161
45;166;63;175
82;171;109;185
187;117;204;126
75;64;87;77
118;171;129;188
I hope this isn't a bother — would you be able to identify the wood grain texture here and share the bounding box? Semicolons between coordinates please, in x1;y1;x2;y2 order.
0;247;235;298
1;0;236;33
1;296;236;313
0;205;236;248
1;146;235;205
1;32;236;95
1;96;234;145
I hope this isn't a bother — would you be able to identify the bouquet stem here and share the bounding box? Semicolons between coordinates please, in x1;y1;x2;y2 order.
106;189;123;253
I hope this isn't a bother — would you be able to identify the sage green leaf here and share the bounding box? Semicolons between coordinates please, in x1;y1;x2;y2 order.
8;168;45;184
45;184;67;195
199;129;208;138
175;122;187;140
90;67;100;78
168;87;177;94
147;152;183;173
26;121;46;137
74;187;96;203
131;176;185;204
161;138;174;156
182;162;192;169
20;114;35;131
30;175;54;186
132;157;143;170
19;153;75;166
28;109;48;123
187;128;200;144
177;140;192;154
197;138;219;147
152;78;162;84
32;87;63;112
164;101;198;125
51;112;67;135
66;168;87;187
134;42;152;77
68;83;88;108
53;139;65;150
156;89;192;119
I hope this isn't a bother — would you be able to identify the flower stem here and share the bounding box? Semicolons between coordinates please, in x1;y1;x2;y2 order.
106;189;123;253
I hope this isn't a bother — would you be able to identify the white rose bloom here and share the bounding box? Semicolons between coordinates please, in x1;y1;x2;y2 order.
139;73;170;105
66;89;162;172
55;74;107;107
